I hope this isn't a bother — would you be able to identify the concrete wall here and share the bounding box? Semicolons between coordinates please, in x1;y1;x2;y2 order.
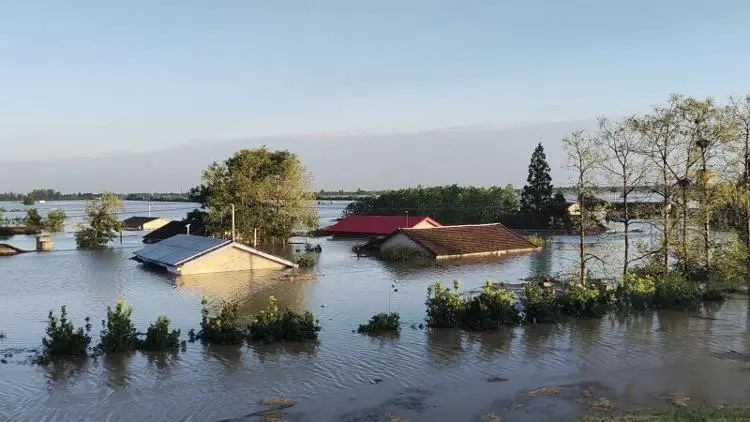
379;232;431;256
179;244;287;275
142;218;171;231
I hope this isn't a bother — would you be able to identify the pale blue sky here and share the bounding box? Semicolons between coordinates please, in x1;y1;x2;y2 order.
2;1;750;181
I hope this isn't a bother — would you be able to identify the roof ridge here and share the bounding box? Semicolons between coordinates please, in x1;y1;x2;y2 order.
402;222;501;230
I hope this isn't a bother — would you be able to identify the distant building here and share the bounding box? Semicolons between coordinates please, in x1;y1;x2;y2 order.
379;223;539;260
122;216;171;231
324;215;442;238
133;234;297;275
142;221;208;244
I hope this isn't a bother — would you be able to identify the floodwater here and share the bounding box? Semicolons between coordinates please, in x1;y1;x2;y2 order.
1;201;749;421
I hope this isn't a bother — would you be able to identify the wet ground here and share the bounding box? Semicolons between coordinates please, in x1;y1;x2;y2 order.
1;201;749;421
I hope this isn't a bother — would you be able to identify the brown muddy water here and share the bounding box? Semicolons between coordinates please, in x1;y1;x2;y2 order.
1;201;749;421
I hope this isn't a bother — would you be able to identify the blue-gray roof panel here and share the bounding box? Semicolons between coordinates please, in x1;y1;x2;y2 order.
134;234;230;266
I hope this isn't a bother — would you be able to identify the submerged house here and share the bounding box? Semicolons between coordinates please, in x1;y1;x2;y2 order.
379;223;539;260
142;221;207;244
122;216;171;231
133;234;296;275
324;215;442;238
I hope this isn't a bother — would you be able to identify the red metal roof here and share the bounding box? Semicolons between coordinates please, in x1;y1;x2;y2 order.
324;215;441;236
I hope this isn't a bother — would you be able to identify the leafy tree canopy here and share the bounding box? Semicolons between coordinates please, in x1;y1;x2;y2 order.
75;193;124;248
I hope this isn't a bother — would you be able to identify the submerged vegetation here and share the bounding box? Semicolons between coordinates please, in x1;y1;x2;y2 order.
425;281;520;329
141;317;181;351
41;306;92;359
357;313;400;334
98;301;139;353
247;296;320;342
75;193;124;249
197;298;245;345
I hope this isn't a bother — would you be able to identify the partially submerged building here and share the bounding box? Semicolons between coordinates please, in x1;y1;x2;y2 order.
122;216;171;231
142;221;207;244
379;223;539;260
324;215;442;238
133;234;296;275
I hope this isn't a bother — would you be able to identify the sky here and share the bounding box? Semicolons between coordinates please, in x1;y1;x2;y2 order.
2;1;750;191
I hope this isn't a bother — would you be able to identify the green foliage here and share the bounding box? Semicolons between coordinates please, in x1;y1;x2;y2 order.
461;282;521;329
520;143;554;213
22;195;34;205
357;313;400;334
425;281;465;328
201;148;319;243
75;193;124;248
521;282;561;323
99;301;139;353
615;273;656;311
41;306;91;358
706;233;749;291
141;316;181;351
526;234;547;248
559;284;610;318
381;246;431;263
247;296;320;342
45;209;67;232
198;298;245;345
653;273;701;311
24;208;43;226
295;253;317;268
344;184;519;225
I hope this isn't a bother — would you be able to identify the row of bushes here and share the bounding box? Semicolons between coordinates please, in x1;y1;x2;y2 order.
426;273;717;329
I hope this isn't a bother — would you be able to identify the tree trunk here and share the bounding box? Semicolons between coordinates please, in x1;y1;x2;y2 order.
662;166;670;273
622;178;629;277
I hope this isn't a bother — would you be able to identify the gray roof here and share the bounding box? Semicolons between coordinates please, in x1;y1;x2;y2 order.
134;234;230;266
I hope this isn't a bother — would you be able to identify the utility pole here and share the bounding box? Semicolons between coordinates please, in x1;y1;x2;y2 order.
148;201;151;217
405;210;409;228
186;223;191;235
253;228;258;248
231;204;236;241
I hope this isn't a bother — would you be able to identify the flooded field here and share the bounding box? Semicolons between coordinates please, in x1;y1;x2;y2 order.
1;201;749;421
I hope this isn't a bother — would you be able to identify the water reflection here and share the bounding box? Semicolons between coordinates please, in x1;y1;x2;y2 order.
102;352;135;388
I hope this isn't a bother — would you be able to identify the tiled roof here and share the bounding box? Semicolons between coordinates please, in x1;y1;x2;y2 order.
142;221;207;243
395;223;536;257
324;215;441;236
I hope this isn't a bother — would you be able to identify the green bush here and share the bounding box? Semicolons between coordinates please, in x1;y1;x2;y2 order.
99;301;139;353
461;282;521;329
559;284;610;318
41;306;91;357
653;273;701;311
425;281;465;328
141;316;181;351
527;235;547;248
615;273;656;311
522;282;561;323
45;209;67;232
707;233;749;291
295;253;317;268
357;312;400;334
197;298;245;345
247;296;320;342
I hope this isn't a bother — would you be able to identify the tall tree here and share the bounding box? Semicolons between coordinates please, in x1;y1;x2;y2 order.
728;94;750;252
45;209;67;232
24;208;43;226
75;193;124;248
201;148;319;244
520;143;554;213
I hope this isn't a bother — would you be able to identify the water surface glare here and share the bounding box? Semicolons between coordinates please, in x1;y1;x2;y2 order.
1;201;749;421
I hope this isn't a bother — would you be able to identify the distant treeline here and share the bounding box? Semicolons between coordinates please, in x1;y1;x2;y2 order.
343;185;523;225
0;189;196;203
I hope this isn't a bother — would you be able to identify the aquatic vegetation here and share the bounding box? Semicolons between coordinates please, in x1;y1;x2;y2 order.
98;301;139;353
247;296;320;342
614;273;656;311
295;253;317;268
357;313;400;334
425;281;465;328
197;298;245;345
521;282;561;323
461;282;521;329
41;306;91;358
141;316;181;351
558;284;610;318
526;234;547;248
652;273;701;311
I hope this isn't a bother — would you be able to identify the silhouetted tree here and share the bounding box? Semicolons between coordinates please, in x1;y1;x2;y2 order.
521;143;554;213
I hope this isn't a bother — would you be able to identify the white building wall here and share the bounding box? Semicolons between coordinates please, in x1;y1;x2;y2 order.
379;232;431;256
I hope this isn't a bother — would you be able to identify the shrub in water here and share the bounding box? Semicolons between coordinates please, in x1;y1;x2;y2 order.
425;281;465;328
198;298;245;345
295;253;317;268
559;284;610;318
247;296;320;342
141;316;181;351
358;313;400;334
615;273;656;311
381;247;431;263
653;273;701;311
99;301;139;353
527;234;547;248
41;305;91;357
707;233;749;292
461;282;521;329
522;282;561;323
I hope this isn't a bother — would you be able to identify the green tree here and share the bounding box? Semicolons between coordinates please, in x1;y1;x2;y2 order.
22;195;34;205
201;148;319;244
45;209;67;232
25;208;43;226
75;193;124;248
520;143;554;213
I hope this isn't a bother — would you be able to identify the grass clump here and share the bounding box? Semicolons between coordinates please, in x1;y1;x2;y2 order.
295;253;317;268
521;282;561;323
141;316;181;351
197;298;245;345
425;280;521;330
358;313;400;334
98;301;139;353
559;283;610;318
527;234;547;248
247;296;320;342
41;306;92;358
